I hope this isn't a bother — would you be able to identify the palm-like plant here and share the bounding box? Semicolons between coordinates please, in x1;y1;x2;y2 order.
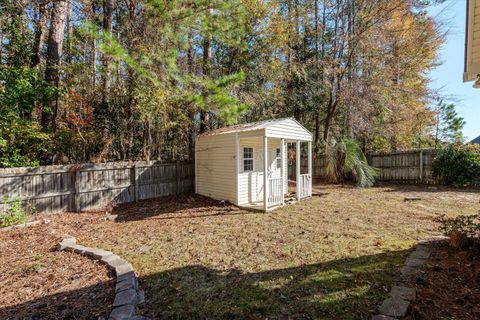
326;138;378;187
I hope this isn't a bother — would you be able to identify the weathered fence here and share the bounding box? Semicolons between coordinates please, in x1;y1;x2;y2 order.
367;149;438;184
0;161;194;213
290;149;439;184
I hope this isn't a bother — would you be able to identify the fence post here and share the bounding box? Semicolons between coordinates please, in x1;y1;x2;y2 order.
419;150;423;183
176;160;181;194
74;169;81;212
132;163;139;202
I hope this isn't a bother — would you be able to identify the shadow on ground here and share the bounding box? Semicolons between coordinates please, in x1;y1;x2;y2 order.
112;194;250;222
137;250;409;319
377;183;479;194
0;279;115;320
0;249;410;320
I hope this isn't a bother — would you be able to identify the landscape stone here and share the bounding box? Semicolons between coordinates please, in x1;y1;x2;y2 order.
409;250;430;259
400;265;418;277
107;257;129;269
117;271;136;283
116;263;134;277
113;289;137;307
91;249;114;260
72;245;87;254
57;237;143;319
82;247;97;257
57;236;76;251
106;214;118;221
102;254;121;264
390;286;416;301
116;277;136;293
371;315;397;320
379;297;410;318
109;304;135;320
405;257;427;267
137;290;145;305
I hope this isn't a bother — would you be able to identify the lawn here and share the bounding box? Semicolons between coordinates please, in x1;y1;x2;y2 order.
1;183;478;319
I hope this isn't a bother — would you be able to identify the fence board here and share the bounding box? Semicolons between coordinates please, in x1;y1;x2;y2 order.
0;161;194;214
289;149;439;184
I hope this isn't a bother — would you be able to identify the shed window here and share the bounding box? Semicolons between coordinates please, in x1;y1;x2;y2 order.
243;147;253;171
276;148;281;169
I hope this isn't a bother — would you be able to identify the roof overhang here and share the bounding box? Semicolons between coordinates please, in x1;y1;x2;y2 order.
464;0;480;83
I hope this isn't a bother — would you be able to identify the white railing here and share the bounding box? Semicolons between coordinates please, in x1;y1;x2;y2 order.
267;177;283;208
298;174;311;199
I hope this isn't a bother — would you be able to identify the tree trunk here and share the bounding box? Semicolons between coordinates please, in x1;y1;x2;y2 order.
200;10;212;134
66;0;73;64
32;0;47;67
187;29;196;161
101;0;113;105
91;2;97;96
42;0;68;132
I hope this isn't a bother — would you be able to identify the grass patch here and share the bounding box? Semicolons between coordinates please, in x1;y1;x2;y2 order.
5;184;475;319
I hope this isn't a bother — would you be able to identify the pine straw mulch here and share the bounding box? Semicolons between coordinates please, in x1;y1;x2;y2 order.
0;220;115;320
406;241;480;320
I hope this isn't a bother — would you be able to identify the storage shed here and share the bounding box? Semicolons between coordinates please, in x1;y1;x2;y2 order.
195;118;313;211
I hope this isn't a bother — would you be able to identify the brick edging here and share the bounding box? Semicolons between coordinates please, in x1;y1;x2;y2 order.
371;236;448;320
57;236;148;320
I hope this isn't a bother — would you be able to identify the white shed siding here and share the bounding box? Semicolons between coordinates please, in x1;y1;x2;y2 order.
195;134;237;203
237;137;283;205
265;118;312;141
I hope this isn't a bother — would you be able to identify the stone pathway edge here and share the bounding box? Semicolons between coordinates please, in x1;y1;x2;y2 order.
371;236;449;320
57;236;147;320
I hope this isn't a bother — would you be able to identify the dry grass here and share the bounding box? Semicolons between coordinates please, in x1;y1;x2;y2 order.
1;183;478;319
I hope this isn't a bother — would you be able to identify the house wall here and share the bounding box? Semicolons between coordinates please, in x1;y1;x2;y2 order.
195;134;237;203
237;136;286;205
465;0;480;81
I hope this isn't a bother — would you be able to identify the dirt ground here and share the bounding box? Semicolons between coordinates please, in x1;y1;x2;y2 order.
0;183;478;319
0;220;115;320
406;241;480;320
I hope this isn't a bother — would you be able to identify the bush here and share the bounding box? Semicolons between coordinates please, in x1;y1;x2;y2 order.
0;197;33;227
437;213;480;249
326;138;378;187
432;145;480;187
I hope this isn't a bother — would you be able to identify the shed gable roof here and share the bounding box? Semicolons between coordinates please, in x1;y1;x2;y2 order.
471;135;480;144
198;117;312;141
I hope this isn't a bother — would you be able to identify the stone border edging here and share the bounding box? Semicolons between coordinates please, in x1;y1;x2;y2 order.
0;218;50;232
58;236;148;320
372;236;448;320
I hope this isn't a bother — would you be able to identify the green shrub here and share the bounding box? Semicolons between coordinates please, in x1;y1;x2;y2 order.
432;144;480;187
326;138;379;187
437;213;480;249
0;197;33;227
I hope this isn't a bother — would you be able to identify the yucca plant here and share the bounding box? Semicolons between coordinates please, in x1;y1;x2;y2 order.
326;138;378;187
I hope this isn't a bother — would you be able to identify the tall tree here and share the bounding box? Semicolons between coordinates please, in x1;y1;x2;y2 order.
41;0;68;132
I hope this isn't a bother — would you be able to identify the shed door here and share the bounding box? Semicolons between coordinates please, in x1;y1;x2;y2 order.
251;149;278;202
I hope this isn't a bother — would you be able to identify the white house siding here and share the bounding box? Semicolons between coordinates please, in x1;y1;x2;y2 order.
465;0;480;81
265;118;312;141
237;136;284;205
195;134;237;203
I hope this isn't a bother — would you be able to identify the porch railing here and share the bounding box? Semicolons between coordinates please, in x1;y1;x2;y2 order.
267;177;283;208
298;173;311;199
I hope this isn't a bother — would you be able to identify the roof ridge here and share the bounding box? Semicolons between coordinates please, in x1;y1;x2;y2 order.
198;117;294;137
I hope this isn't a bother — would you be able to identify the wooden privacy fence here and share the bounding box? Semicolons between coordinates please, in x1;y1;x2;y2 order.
367;149;438;184
0;161;194;214
290;149;439;184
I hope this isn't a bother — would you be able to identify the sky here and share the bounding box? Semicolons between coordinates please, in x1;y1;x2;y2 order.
428;0;479;141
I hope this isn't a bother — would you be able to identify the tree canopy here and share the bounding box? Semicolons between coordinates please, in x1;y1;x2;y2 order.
0;0;448;166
